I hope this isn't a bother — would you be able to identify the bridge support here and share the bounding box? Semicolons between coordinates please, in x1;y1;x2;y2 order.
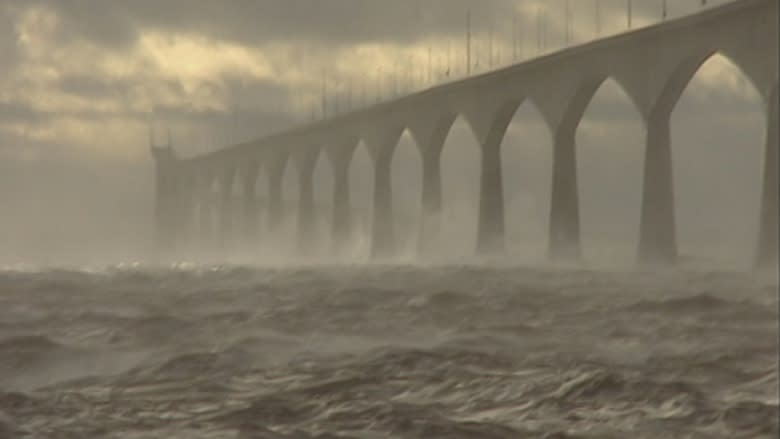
477;139;506;256
266;162;285;233
176;177;197;255
370;148;395;259
151;142;181;257
330;153;353;255
756;85;778;269
419;146;444;255
217;168;236;252
295;153;318;254
241;164;260;248
638;109;678;266
549;122;582;261
197;176;214;252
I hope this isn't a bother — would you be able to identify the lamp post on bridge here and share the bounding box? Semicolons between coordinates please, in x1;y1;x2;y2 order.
321;70;328;119
466;9;472;76
512;12;517;61
565;0;571;46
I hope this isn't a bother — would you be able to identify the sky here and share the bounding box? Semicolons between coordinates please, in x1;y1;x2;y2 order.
0;0;770;266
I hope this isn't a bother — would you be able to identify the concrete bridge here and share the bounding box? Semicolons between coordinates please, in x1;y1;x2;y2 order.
152;0;778;267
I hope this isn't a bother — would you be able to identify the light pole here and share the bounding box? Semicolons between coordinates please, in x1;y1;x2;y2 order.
537;7;541;54
427;46;432;85
466;9;472;76
595;0;601;37
321;70;327;119
376;66;382;103
565;0;571;45
513;12;518;61
488;25;494;68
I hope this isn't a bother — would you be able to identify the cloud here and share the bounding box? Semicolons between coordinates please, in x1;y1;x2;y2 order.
0;0;767;264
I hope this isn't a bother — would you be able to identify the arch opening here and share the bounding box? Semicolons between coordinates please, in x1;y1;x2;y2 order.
501;98;553;261
440;114;481;259
279;158;299;258
251;165;268;260
195;175;220;263
312;150;333;257
391;129;423;259
670;53;764;268
576;77;644;266
348;141;374;259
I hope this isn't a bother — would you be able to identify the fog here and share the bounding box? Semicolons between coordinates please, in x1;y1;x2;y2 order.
0;0;768;268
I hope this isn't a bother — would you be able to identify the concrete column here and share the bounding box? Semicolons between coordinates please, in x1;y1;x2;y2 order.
638;109;677;265
331;156;352;253
241;165;260;245
267;165;284;232
477;139;505;255
197;176;214;251
418;146;443;255
756;87;778;269
295;155;317;254
174;175;196;253
371;149;395;259
153;162;176;253
151;144;181;258
218;167;236;251
549;122;581;261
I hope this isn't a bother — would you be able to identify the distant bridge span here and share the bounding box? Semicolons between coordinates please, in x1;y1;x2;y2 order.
152;0;778;267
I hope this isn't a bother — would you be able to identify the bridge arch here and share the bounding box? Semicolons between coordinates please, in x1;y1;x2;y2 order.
311;148;333;256
391;129;422;258
500;97;553;260
576;77;645;265
193;171;218;259
278;155;299;256
348;140;374;258
439;114;482;258
252;162;268;253
670;52;766;267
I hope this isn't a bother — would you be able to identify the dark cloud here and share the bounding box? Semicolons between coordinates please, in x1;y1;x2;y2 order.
0;5;19;72
6;0;539;51
0;0;764;264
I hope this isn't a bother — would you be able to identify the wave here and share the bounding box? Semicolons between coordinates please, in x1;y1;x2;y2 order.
623;292;775;318
0;265;775;437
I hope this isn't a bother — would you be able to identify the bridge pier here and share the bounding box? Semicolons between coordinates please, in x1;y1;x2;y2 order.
151;142;183;258
217;168;236;252
330;153;353;255
176;176;197;255
638;110;678;266
295;153;318;254
477;139;506;256
370;148;395;259
197;176;215;253
241;164;260;249
549;122;582;261
266;163;285;233
419;146;443;255
756;85;778;269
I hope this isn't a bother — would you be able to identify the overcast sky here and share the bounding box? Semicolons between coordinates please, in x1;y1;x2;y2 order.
0;0;769;266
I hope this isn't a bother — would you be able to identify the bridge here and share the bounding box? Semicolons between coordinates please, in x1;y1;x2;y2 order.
152;0;778;267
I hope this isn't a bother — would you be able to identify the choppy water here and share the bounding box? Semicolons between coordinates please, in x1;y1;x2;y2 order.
0;264;777;438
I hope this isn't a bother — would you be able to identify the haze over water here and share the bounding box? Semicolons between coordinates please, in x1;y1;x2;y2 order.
0;263;776;438
1;0;777;438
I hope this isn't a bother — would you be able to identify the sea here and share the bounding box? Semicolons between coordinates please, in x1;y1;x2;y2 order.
0;263;777;438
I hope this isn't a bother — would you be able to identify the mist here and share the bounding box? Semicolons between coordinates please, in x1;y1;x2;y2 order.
0;0;768;269
1;1;777;438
